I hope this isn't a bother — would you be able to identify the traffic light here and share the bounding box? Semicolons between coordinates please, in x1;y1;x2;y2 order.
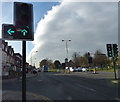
106;44;113;57
14;2;34;40
2;24;17;40
88;52;90;56
88;56;92;64
2;2;34;40
113;44;118;57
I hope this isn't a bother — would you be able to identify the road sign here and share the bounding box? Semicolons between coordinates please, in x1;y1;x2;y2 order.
2;24;16;40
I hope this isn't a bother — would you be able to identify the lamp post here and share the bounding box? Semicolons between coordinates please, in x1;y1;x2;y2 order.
62;40;71;60
34;58;36;67
31;51;38;66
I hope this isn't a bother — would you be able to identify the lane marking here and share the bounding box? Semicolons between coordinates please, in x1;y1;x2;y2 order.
37;80;43;82
114;98;120;101
76;84;97;92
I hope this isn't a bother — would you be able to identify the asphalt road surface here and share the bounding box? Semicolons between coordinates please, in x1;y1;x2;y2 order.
2;72;119;101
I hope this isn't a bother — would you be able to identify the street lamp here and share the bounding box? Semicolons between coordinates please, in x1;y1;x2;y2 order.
62;40;71;60
34;58;37;67
31;51;38;66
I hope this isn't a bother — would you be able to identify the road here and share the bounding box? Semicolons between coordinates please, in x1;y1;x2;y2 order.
2;72;119;101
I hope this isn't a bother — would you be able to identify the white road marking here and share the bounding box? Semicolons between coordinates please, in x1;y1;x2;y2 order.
37;80;42;82
76;84;97;92
114;98;120;101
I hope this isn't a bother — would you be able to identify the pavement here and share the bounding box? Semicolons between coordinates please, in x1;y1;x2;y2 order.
1;72;37;82
2;91;53;101
1;73;49;101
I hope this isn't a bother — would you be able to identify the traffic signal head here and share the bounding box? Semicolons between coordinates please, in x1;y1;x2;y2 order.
88;56;92;64
2;24;16;40
14;2;33;28
2;2;34;40
14;2;34;40
88;52;90;56
113;44;118;57
106;44;113;57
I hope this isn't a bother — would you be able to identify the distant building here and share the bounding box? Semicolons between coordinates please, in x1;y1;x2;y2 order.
0;39;23;76
14;53;22;72
0;39;10;76
0;40;2;76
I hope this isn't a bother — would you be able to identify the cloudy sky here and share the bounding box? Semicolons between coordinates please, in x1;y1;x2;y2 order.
1;0;118;67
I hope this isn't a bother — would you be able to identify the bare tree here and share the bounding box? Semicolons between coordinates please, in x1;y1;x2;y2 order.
79;56;88;67
117;55;120;65
93;50;108;68
72;52;80;67
69;60;74;67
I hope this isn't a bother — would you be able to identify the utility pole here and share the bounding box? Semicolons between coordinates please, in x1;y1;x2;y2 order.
62;40;71;73
62;40;71;60
31;51;38;66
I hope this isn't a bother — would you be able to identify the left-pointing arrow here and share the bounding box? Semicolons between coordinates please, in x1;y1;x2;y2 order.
7;29;15;35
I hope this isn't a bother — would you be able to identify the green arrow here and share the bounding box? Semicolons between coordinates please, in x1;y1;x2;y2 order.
7;29;15;35
21;29;27;36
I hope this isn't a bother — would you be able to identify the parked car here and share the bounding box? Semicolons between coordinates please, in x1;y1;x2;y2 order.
44;65;48;72
69;67;74;72
73;67;78;72
82;68;88;72
37;69;41;72
32;68;38;74
78;67;82;72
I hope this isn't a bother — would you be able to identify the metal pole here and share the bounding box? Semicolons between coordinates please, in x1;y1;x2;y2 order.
22;41;26;101
113;57;117;80
111;44;117;80
31;54;32;66
66;41;68;59
31;51;38;66
31;53;32;66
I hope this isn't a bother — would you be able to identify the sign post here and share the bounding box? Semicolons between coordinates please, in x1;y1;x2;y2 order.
22;41;26;101
2;2;34;101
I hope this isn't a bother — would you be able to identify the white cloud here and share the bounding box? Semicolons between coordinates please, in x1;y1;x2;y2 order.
27;2;118;67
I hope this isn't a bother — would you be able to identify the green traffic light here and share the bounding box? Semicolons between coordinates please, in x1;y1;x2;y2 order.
7;29;15;35
26;26;29;28
113;44;118;57
21;29;27;36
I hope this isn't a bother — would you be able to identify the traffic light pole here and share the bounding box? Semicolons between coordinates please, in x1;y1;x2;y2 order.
113;57;117;80
22;41;26;101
